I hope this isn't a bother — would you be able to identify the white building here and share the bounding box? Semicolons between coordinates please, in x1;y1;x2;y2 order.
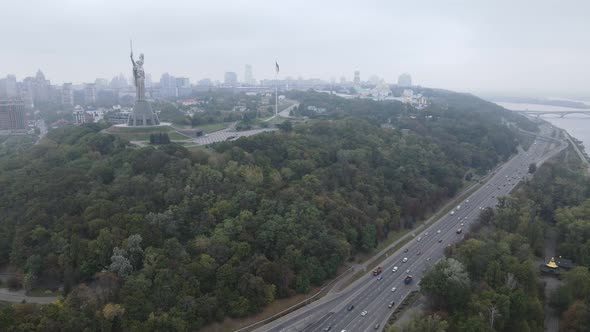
72;106;92;125
402;89;414;103
371;81;392;100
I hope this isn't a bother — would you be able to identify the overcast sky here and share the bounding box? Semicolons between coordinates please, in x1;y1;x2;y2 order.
1;0;589;97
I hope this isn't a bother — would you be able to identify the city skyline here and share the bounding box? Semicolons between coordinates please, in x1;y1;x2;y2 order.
1;0;589;98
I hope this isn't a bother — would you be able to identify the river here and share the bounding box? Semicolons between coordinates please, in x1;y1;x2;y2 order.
494;101;590;152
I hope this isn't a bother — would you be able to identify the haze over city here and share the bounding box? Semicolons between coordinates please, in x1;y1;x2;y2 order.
1;0;589;98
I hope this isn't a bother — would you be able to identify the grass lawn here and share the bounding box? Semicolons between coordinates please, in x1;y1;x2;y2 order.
198;123;229;133
105;125;187;141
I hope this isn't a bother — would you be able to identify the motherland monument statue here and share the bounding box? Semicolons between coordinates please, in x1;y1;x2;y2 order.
127;41;160;126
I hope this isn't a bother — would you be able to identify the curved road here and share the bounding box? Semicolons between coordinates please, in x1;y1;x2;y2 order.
255;124;566;332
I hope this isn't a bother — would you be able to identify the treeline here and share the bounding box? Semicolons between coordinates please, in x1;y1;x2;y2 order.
0;91;526;331
415;153;590;332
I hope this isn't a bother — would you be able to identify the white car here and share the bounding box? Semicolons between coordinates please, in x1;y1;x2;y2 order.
392;266;398;272
406;269;411;274
391;287;397;292
361;310;368;316
417;237;422;242
424;232;429;236
460;223;464;226
437;229;441;234
402;257;408;263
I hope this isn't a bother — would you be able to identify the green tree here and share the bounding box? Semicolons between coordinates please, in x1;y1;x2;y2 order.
402;313;449;332
421;258;471;311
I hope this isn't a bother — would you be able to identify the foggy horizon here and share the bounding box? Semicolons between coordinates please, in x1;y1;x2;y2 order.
1;0;589;98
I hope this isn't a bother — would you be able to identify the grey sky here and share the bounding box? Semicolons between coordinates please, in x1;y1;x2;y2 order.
1;0;589;97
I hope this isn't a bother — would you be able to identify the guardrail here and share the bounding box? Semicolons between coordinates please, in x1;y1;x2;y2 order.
235;266;353;332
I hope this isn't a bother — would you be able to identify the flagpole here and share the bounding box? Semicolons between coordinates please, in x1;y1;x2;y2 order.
275;71;278;117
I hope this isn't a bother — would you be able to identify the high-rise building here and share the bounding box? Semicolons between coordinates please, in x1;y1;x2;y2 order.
176;77;191;96
0;75;18;99
224;72;238;87
84;83;96;105
110;73;128;89
197;78;212;86
353;70;361;87
398;73;412;87
244;64;255;85
94;78;109;89
0;99;26;130
176;77;190;88
28;70;51;104
159;73;177;98
61;83;74;107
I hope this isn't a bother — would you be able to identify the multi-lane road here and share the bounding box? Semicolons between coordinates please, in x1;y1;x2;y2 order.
256;124;566;332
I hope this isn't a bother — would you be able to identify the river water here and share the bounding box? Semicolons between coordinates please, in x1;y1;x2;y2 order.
494;101;590;153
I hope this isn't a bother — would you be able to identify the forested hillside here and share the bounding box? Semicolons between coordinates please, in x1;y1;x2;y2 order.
0;92;532;331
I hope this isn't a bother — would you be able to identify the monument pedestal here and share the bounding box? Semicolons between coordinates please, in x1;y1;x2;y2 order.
127;100;160;126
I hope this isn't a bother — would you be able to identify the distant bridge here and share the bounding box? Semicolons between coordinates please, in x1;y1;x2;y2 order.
513;110;590;118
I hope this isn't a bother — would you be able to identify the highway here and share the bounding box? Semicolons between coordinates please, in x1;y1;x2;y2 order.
255;123;566;332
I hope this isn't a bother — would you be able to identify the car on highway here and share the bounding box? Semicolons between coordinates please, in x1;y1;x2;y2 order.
323;326;331;331
417;237;422;242
388;301;395;308
404;275;413;284
377;275;383;280
456;228;463;234
374;323;380;330
402;257;408;263
347;304;354;311
438;239;443;243
406;269;410;274
392;266;398;272
424;231;429;236
404;248;408;253
460;223;464;226
391;287;396;292
416;251;422;256
361;310;368;316
437;229;441;234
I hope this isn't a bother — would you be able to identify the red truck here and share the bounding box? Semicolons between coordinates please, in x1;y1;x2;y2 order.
372;266;383;276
